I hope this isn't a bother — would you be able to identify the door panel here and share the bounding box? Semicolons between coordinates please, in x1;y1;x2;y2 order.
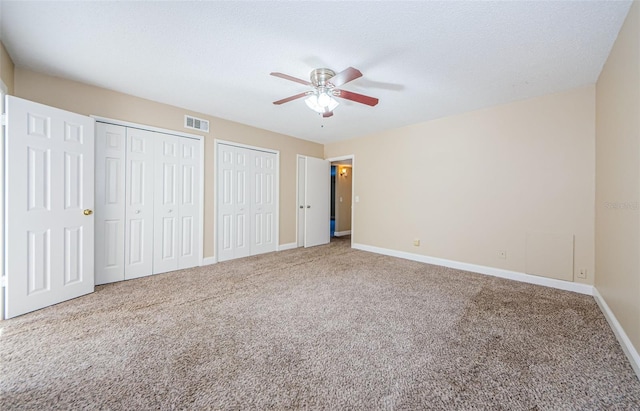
64;226;83;285
176;137;200;269
154;133;180;274
5;96;95;318
305;156;330;247
251;150;277;255
95;123;126;284
125;129;154;279
217;145;235;262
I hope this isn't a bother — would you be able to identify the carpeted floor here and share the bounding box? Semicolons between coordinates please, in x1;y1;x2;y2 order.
1;237;639;410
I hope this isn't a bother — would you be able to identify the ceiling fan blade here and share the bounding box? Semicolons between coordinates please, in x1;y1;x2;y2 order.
270;72;312;86
334;89;379;106
273;92;309;105
322;111;333;118
327;67;362;88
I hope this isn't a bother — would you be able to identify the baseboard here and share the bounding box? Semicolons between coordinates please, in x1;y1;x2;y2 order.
352;243;593;296
593;287;640;380
334;230;351;237
201;256;217;266
278;242;297;251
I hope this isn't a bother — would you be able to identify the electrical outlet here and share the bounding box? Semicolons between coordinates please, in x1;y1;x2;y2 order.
498;250;507;259
578;269;587;279
413;239;420;247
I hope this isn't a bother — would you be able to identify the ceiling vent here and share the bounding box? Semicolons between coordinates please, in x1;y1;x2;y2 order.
184;115;209;133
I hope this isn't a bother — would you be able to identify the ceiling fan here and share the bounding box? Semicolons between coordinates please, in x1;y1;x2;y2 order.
270;67;379;118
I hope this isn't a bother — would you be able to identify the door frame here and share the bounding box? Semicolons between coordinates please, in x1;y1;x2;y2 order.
91;116;205;268
214;139;280;262
297;154;355;248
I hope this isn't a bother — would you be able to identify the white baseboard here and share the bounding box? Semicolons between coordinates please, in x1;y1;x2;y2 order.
352;243;593;296
593;287;640;380
278;242;297;251
334;230;351;237
201;256;217;266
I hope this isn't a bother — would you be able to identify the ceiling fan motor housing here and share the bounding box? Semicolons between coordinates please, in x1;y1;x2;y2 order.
310;68;336;88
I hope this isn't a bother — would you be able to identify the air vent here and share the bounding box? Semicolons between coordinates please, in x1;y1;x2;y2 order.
184;115;209;133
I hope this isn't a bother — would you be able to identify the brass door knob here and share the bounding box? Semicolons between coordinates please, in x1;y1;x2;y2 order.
83;209;93;216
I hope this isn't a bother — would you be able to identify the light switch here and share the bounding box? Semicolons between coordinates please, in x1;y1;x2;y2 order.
339;196;343;202
355;196;360;203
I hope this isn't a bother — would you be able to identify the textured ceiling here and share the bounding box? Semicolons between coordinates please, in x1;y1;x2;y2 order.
0;1;632;144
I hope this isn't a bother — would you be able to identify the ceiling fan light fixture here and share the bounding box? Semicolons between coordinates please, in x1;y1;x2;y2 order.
305;91;339;114
317;91;331;106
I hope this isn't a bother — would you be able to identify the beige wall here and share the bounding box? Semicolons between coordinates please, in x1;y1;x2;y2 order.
595;1;640;354
326;86;596;285
13;68;323;258
335;166;352;233
0;41;14;94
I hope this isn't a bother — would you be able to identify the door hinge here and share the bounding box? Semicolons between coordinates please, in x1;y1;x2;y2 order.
0;276;6;288
1;113;6;126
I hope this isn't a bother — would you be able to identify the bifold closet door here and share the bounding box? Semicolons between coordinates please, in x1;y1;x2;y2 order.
96;125;202;282
217;144;251;262
153;134;201;274
124;128;155;280
95;123;126;284
217;144;277;262
251;151;277;255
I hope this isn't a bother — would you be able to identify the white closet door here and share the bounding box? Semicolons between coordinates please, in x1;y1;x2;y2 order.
234;148;251;259
218;144;252;262
219;144;269;262
305;156;330;247
251;151;277;255
217;144;234;262
178;137;201;269
95;123;126;284
125;128;155;279
5;96;95;318
153;133;180;274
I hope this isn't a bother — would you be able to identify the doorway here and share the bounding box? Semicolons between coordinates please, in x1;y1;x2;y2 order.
327;156;354;244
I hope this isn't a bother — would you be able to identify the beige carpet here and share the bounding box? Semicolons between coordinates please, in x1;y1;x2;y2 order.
1;237;639;410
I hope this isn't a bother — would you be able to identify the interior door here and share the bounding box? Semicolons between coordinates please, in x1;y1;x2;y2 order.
5;96;95;318
95;123;126;284
217;144;250;262
251;150;277;255
153;133;180;274
177;136;201;269
124;128;155;279
304;156;330;247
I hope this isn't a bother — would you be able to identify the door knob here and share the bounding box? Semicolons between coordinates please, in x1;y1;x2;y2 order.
83;209;93;216
307;205;311;208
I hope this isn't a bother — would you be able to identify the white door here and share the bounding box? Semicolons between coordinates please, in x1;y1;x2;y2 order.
95;123;126;284
251;151;277;255
125;128;154;279
217;144;250;262
153;133;180;274
177;136;201;269
5;96;95;318
304;156;330;247
217;143;277;261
